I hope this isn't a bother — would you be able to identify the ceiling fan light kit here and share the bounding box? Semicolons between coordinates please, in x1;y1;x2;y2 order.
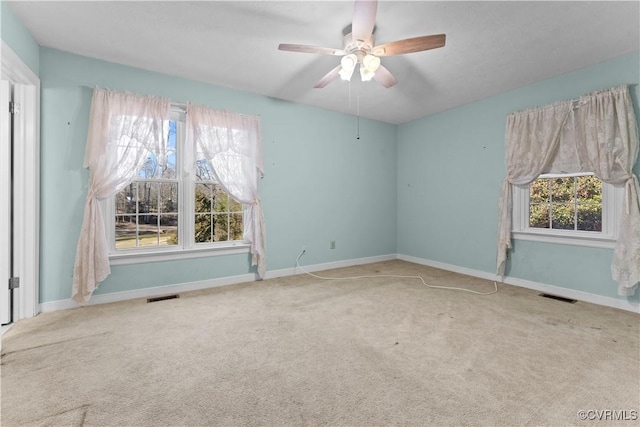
278;0;446;89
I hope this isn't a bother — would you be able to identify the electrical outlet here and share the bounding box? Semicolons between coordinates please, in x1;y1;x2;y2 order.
330;241;336;250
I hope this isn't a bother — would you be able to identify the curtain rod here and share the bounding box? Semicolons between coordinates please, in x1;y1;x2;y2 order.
80;85;261;118
511;84;632;116
79;86;186;115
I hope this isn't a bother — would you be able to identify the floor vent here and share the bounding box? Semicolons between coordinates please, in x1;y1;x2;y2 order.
539;293;577;304
147;294;179;303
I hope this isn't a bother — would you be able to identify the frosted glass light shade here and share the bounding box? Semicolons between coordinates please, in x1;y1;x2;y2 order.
360;54;381;82
362;54;381;72
339;54;357;81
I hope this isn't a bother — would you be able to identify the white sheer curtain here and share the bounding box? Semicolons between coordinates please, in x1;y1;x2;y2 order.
72;89;170;304
496;102;574;276
496;85;640;296
186;104;266;278
574;86;640;295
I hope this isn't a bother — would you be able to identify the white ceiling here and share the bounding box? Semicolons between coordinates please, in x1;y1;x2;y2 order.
8;1;640;124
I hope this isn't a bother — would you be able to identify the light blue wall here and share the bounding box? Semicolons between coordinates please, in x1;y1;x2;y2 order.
0;1;39;75
39;48;397;302
397;52;640;302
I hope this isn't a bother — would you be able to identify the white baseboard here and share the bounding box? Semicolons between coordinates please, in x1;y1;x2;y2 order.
398;254;500;282
265;254;398;280
502;275;640;313
39;273;256;313
398;254;640;313
1;323;13;336
39;254;397;313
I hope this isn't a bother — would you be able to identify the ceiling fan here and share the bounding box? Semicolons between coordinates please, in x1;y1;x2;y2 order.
278;0;446;89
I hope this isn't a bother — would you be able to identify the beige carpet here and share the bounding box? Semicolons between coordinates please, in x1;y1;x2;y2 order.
1;260;639;426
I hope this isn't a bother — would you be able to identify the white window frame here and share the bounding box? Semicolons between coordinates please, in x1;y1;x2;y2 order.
512;172;624;249
104;106;249;266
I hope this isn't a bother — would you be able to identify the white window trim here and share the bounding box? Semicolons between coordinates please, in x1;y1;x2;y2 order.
104;106;249;265
512;173;624;249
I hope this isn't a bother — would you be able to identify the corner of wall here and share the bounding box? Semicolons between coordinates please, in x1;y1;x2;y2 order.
1;1;40;76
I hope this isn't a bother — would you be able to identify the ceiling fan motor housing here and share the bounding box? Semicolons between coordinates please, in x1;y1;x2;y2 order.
344;33;375;61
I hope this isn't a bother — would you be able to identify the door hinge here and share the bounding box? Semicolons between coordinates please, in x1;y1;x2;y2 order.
8;277;20;290
9;102;20;115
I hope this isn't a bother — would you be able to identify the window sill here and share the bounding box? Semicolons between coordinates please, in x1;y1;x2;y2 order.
512;230;616;249
109;243;251;266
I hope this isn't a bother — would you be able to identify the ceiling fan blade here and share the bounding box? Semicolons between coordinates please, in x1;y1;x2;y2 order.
314;65;342;88
372;34;446;57
278;44;345;56
373;65;397;88
352;0;377;44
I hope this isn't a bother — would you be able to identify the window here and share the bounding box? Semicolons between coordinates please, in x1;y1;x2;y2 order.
105;111;249;264
512;173;623;248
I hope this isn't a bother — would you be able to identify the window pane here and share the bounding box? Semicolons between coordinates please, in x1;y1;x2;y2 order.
115;216;138;249
230;213;243;240
195;214;212;243
213;214;229;241
529;179;549;204
229;197;242;213
576;176;602;203
529;204;550;228
137;182;159;214
213;185;229;213
138;218;159;247
577;205;602;231
195;159;214;181
160;214;179;245
136;121;175;180
195;183;213;214
164;121;178;179
160;182;178;213
139;153;159;179
550;177;573;203
551;204;575;230
116;184;137;214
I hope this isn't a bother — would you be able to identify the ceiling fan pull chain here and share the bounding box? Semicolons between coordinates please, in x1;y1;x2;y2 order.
356;91;360;140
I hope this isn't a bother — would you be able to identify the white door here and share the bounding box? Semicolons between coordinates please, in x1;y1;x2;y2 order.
0;80;12;325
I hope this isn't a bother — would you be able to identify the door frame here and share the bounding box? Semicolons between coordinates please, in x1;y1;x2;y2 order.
1;40;40;322
1;79;11;325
